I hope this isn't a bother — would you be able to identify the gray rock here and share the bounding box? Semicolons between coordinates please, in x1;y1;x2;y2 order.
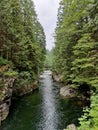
60;85;76;98
64;124;77;130
1;103;9;121
52;73;62;82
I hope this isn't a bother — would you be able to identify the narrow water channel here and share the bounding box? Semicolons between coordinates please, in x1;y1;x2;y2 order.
1;71;83;130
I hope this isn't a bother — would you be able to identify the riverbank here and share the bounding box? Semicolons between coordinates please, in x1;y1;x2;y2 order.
0;77;15;125
52;72;90;107
1;71;83;130
0;65;39;125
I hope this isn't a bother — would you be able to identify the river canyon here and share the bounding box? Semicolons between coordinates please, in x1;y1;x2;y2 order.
1;71;83;130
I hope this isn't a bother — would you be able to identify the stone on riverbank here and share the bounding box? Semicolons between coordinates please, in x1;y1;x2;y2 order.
63;124;77;130
60;85;76;98
52;72;63;82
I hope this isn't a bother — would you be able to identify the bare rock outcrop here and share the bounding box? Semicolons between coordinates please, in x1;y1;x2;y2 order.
0;65;39;125
0;77;15;125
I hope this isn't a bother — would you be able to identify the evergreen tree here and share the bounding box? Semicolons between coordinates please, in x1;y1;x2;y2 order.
0;0;46;84
53;0;98;129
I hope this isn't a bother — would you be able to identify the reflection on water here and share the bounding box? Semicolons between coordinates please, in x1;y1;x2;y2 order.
1;71;83;130
38;71;59;130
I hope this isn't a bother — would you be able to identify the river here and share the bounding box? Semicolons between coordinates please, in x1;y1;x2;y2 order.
1;71;83;130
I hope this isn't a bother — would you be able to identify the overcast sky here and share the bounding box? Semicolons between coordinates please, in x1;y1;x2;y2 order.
33;0;60;50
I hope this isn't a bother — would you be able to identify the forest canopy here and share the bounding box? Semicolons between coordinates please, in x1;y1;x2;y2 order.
53;0;98;129
0;0;46;84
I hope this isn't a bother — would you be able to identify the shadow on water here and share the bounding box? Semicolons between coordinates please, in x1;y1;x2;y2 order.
1;71;83;130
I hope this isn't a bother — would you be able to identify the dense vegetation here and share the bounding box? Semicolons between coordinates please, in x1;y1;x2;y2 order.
53;0;98;129
0;0;46;86
1;0;98;129
44;49;54;69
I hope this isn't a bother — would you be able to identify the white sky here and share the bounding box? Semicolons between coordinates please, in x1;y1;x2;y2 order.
33;0;60;50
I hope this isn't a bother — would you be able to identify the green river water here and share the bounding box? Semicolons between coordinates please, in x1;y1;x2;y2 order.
1;71;83;130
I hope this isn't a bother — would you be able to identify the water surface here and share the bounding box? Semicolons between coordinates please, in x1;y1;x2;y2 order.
1;71;83;130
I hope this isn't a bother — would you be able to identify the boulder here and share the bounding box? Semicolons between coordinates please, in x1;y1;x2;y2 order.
64;124;77;130
60;85;76;98
52;72;63;82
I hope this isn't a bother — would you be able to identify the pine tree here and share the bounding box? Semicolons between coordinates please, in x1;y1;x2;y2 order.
0;0;46;82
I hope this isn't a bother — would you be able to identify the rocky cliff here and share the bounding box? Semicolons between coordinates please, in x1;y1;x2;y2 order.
13;80;38;97
0;65;38;125
0;77;15;125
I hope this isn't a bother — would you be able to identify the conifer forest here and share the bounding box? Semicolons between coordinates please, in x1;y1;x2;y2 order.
0;0;98;130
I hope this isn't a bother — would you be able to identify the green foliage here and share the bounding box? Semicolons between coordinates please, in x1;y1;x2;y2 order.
53;0;98;129
53;0;88;81
3;70;18;77
53;0;98;88
78;94;98;130
0;0;46;87
0;57;12;66
89;94;98;129
14;71;36;88
78;108;91;130
45;50;54;69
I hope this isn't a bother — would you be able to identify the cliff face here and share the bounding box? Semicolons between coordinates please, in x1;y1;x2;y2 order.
13;80;38;97
0;77;15;125
0;77;38;125
0;65;38;125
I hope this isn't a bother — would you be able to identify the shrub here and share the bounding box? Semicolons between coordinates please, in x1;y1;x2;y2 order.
78;94;98;130
14;71;36;88
0;57;12;66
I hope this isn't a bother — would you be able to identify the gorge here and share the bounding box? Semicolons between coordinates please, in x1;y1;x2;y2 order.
1;71;83;130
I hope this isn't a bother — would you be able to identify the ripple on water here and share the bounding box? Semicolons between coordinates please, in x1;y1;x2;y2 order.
1;71;83;130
